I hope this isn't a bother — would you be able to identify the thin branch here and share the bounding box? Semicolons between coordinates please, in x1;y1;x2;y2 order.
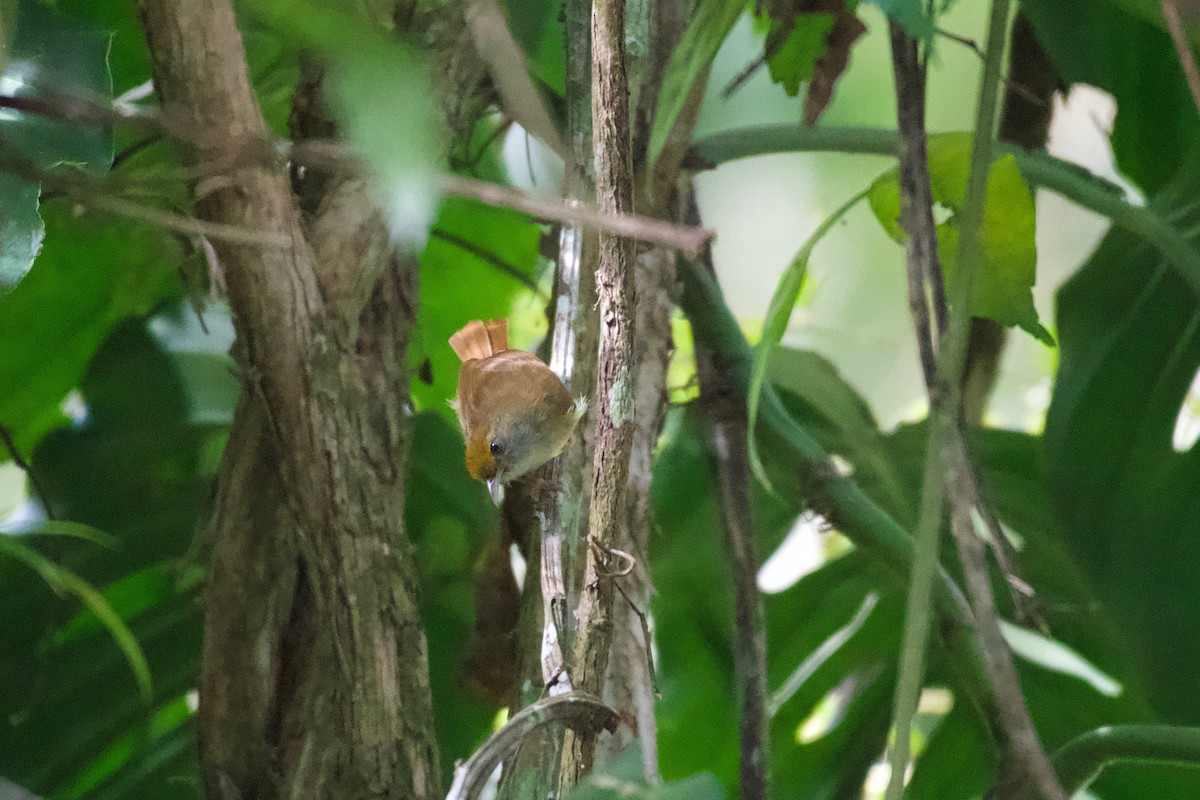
437;174;710;255
0;424;55;519
83;193;292;247
1162;0;1200;115
927;0;1067;796
445;693;618;800
687;192;768;800
883;23;953;800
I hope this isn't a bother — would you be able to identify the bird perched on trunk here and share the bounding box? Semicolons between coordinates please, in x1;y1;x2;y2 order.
450;319;585;502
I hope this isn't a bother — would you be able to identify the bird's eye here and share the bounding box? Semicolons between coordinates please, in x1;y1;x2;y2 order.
490;441;503;456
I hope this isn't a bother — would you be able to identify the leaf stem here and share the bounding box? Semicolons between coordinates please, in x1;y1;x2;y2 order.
1045;725;1200;797
687;125;1200;296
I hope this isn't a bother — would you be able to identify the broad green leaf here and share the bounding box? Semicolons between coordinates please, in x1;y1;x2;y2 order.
1022;0;1199;194
1000;621;1122;698
1045;157;1200;727
0;173;43;291
3;0;113;171
647;0;747;170
867;134;1052;344
0;534;151;701
0;206;180;454
748;188;867;491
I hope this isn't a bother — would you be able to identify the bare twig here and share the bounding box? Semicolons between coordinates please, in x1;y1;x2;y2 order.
445;693;618;800
887;8;1067;800
437;174;710;255
0;424;55;519
883;27;953;800
84;194;292;247
1162;0;1200;115
687;192;769;800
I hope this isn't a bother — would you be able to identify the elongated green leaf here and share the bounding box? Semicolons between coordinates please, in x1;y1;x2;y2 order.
1000;621;1122;698
0;535;151;700
647;0;747;170
748;188;867;490
10;519;118;548
1045;156;1200;725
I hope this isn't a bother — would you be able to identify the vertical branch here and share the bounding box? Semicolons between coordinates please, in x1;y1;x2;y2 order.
500;0;599;794
882;23;953;800
688;197;768;800
561;0;637;784
885;3;1068;800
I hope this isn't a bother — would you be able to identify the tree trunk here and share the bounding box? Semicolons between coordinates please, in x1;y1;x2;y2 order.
137;2;440;798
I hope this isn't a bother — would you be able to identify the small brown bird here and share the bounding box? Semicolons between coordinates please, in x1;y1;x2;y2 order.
449;319;584;501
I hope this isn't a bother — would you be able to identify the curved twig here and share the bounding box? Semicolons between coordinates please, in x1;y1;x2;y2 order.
445;693;618;800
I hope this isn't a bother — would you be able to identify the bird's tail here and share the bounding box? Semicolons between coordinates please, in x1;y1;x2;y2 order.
449;319;509;362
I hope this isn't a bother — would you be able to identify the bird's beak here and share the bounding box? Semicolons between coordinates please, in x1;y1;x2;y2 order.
487;478;504;505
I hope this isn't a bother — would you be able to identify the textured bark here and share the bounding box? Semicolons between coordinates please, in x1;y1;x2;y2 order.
560;0;637;784
137;2;439;799
497;0;599;793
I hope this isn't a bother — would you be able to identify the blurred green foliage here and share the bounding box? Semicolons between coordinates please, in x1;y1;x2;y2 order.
2;0;1200;799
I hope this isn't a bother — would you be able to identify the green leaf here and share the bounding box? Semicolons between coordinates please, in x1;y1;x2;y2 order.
0;173;43;291
11;519;118;548
762;12;835;97
3;0;114;171
867;133;1052;344
1044;156;1200;726
1000;621;1122;698
647;0;747;171
0;206;180;453
1022;0;1200;194
748;188;867;491
0;534;151;701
